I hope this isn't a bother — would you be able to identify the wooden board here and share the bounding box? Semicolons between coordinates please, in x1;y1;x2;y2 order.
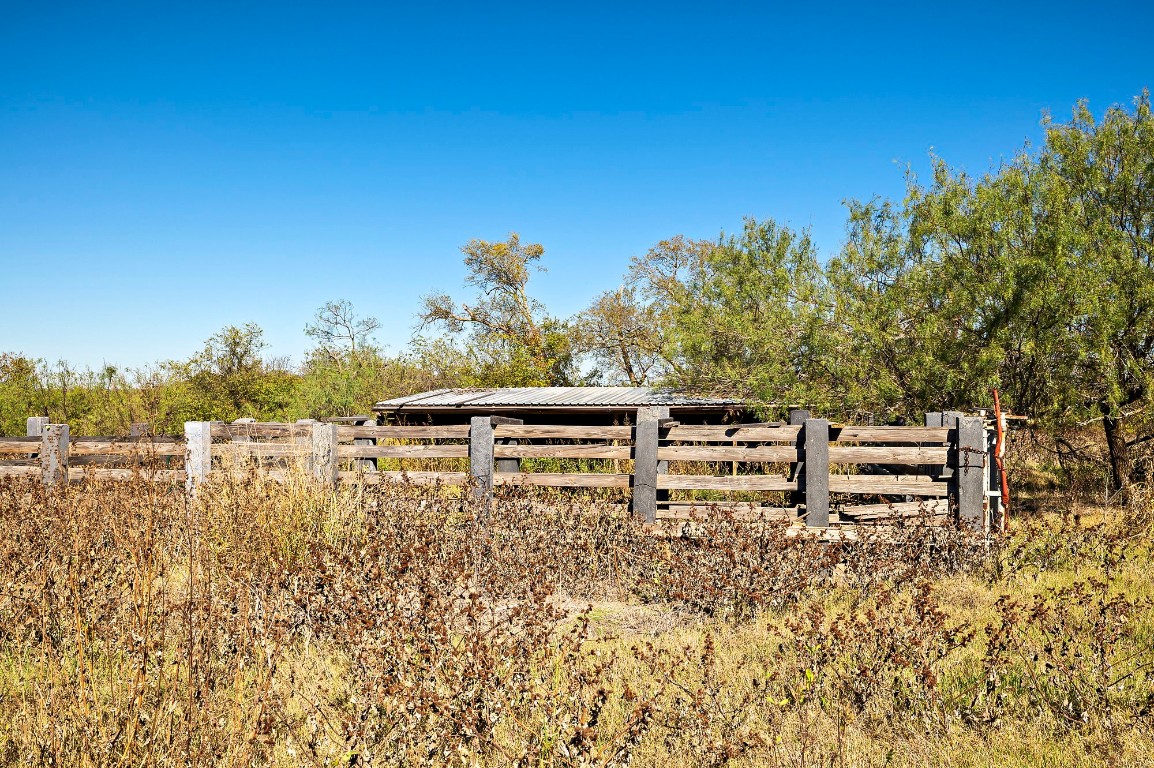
657;445;798;462
339;470;469;485
656;474;797;491
0;438;39;454
658;503;800;521
827;446;950;464
492;425;634;440
827;475;949;496
494;444;632;460
216;444;306;458
338;444;470;459
493;472;633;489
69;441;184;457
839;499;950;520
337;425;471;440
662;425;801;442
67;468;187;482
0;465;38;478
211;423;303;439
831;426;952;443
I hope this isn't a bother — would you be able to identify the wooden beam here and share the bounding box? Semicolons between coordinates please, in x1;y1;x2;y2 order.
492;424;634;440
494;444;631;460
803;418;830;527
827;475;949;495
831;426;952;443
663;425;801;442
656;474;797;491
827;445;950;464
632;406;666;524
494;472;632;489
658;444;799;462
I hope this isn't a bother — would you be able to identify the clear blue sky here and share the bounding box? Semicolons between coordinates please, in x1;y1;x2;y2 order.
2;1;1151;370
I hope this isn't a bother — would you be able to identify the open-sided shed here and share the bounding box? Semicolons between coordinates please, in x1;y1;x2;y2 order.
371;387;751;425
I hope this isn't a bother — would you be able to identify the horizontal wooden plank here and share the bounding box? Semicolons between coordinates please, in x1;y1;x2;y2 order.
493;444;632;460
216;444;305;458
827;446;950;464
0;439;38;454
69;441;184;457
658;445;798;462
339;470;470;485
828;475;949;496
494;472;633;489
656;474;797;491
840;500;950;520
0;466;39;478
67;468;187;482
831;426;952;443
338;444;469;459
211;423;304;438
492;425;634;440
336;425;471;440
662;425;801;442
659;503;800;521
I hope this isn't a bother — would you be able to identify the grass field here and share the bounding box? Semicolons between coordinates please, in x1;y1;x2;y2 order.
0;471;1151;767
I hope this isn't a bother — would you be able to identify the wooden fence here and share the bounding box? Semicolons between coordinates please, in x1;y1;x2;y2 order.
1;410;999;532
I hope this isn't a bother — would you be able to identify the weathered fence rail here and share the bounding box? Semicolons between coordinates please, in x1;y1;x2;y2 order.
2;410;999;532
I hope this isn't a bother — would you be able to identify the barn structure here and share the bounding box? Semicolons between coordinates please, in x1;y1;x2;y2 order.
371;387;752;425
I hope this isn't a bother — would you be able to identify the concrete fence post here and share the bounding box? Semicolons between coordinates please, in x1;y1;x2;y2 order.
469;416;495;505
184;421;212;493
956;416;987;532
311;422;340;486
40;424;69;487
802;418;830;528
26;416;49;438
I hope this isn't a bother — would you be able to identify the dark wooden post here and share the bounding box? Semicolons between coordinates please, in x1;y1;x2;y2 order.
40;424;69;487
956;416;987;532
353;417;378;473
184;421;212;492
311;422;340;486
26;416;49;437
494;417;524;475
788;409;809;509
469;415;495;504
802;418;830;528
632;406;667;524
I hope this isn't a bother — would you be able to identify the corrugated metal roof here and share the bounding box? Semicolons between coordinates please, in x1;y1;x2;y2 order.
373;387;743;411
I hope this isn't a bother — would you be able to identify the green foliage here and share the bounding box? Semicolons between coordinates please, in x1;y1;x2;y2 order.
663;218;831;409
418;233;578;386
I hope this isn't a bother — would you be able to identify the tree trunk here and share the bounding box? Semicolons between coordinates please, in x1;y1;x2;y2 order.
1103;413;1132;497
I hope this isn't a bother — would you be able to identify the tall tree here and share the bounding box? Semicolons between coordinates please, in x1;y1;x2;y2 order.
418;233;577;386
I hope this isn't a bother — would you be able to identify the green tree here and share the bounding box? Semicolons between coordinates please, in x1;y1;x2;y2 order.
418;233;577;386
664;218;832;408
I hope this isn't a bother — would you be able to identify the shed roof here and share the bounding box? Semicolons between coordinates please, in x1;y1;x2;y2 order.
372;387;744;412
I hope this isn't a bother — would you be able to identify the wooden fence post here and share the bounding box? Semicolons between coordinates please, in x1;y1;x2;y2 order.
788;409;809;509
469;416;494;504
353;417;378;473
311;422;340;486
26;416;49;437
956;416;987;532
803;418;830;528
40;424;69;486
632;406;668;525
184;421;212;493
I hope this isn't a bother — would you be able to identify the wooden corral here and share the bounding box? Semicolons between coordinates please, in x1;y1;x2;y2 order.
3;402;1003;534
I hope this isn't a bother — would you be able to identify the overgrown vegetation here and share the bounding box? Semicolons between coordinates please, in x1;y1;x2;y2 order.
1;471;1151;767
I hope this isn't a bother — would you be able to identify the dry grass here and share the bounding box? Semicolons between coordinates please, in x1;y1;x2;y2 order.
0;470;1152;767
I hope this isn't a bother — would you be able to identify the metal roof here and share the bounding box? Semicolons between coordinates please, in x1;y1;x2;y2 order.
373;387;744;411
